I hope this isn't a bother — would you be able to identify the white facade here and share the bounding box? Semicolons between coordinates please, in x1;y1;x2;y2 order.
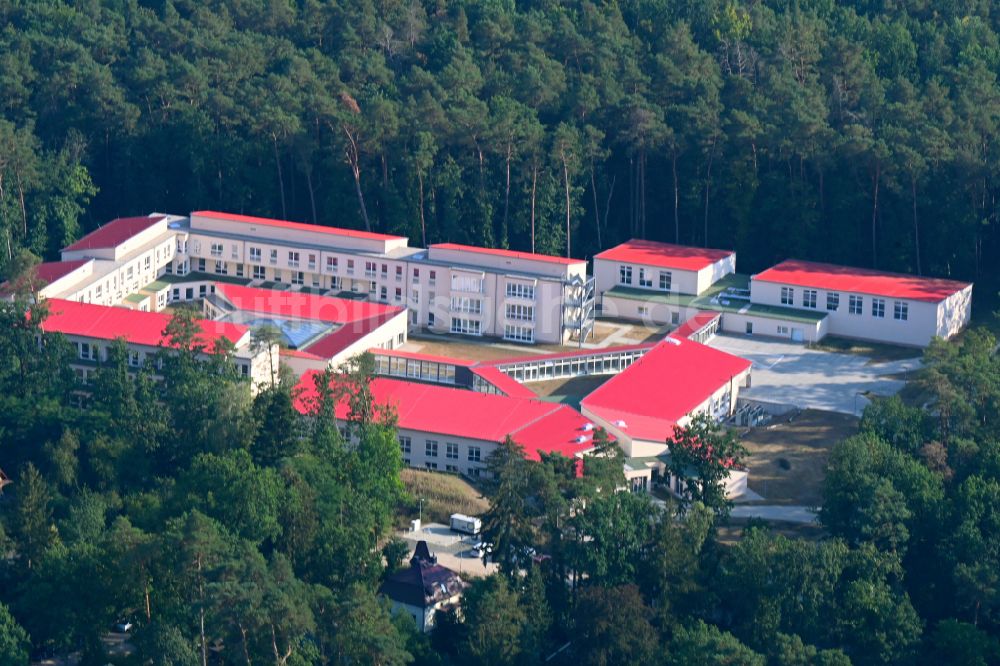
749;279;972;347
593;249;736;300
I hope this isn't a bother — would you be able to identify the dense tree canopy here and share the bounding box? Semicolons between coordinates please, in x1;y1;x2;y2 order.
0;0;997;309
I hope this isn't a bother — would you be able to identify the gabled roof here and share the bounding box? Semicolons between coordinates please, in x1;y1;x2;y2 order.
581;336;751;442
671;311;721;339
192;210;406;242
293;374;598;462
379;553;465;608
63;215;166;252
429;243;584;266
752;259;971;303
594;239;734;271
40;299;248;348
33;260;91;285
469;365;539;399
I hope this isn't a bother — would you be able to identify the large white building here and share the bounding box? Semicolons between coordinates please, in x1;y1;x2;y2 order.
750;260;972;347
29;210;595;346
592;239;973;348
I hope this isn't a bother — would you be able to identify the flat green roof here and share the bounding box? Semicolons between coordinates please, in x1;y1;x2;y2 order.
154;272;252;286
124;293;148;304
142;279;172;292
604;286;698;307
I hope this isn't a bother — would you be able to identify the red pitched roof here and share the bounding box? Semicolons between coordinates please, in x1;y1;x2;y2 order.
34;260;90;284
192;210;406;242
671;311;721;339
581;337;751;442
63;216;166;252
40;299;248;348
293;374;597;462
429;243;584;266
594;239;734;271
752;259;971;303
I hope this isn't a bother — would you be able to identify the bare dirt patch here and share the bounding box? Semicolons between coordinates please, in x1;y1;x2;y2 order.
741;409;859;506
400;468;489;526
807;336;921;364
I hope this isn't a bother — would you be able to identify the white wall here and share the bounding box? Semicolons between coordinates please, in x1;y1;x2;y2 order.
598;294;700;326
937;286;973;340
696;254;737;294
594;258;701;299
750;279;958;347
718;311;827;343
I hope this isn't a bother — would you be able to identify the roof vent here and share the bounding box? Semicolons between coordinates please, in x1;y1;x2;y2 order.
665;337;682;346
614;419;628;428
582;422;594;431
575;435;589;443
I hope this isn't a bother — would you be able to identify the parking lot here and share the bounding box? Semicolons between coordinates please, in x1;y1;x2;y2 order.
398;522;498;578
707;334;923;415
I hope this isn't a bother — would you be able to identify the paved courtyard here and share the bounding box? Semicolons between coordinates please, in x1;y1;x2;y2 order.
398;522;497;578
707;334;923;415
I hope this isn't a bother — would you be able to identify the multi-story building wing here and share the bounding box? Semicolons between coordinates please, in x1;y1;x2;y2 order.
750;260;972;347
39;299;278;396
594;239;736;325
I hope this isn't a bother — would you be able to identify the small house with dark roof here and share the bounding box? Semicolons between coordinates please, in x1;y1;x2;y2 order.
379;541;466;632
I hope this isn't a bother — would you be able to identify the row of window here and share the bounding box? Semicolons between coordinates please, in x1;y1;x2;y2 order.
779;287;909;320
619;265;672;291
399;437;482;462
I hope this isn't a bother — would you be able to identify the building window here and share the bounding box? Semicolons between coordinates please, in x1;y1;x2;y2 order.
446;464;459;473
379;286;388;301
425;462;438;470
638;268;652;288
894;301;908;321
307;254;316;270
506;282;535;299
659;271;672;291
446;443;459;459
469;467;481;478
399;436;411;454
671;311;680;325
79;342;92;360
269;249;278;265
425;440;438;457
395;265;403;281
827;292;840;311
619;265;632;285
250;247;261;262
231;245;239;259
638;306;649;316
451;297;482;314
428;312;436;326
381;264;388;278
210;243;223;257
292;271;304;285
347;259;355;274
505;304;534;321
128;351;140;367
236;264;244;278
504;324;533;343
214;261;228;275
780;287;794;305
412;268;420;283
451;318;482;335
326;256;337;272
468;446;481;462
452;275;484;293
872;298;885;318
365;261;377;278
802;289;817;309
288;251;300;267
197;258;206;272
253;266;266;280
849;295;863;315
331;276;342;290
429;270;437;285
777;325;789;335
394;288;402;301
411;289;419;304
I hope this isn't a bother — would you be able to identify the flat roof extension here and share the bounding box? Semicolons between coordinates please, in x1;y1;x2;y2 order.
191;210;407;243
594;239;734;271
753;259;971;303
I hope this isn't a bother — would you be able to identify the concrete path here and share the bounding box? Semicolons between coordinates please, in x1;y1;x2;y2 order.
730;505;819;524
707;334;921;415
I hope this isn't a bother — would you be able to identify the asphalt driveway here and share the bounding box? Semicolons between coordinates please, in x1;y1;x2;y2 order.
707;334;922;415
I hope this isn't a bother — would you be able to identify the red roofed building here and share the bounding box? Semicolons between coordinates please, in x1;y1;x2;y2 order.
293;372;599;474
751;259;972;347
40;299;278;395
63;215;167;255
203;283;408;374
580;335;751;496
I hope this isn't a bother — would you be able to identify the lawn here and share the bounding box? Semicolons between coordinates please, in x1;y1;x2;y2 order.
717;518;827;545
399;468;489;526
740;408;859;506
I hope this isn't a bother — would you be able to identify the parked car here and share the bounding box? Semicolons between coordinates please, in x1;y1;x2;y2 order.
113;619;134;633
471;542;493;558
